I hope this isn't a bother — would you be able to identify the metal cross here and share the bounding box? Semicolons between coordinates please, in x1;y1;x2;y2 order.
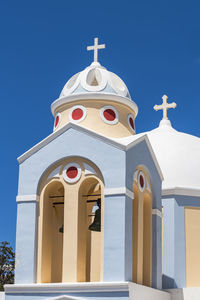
87;37;105;63
154;95;177;120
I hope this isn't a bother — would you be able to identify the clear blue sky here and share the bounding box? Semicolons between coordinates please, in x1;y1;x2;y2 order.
0;0;200;247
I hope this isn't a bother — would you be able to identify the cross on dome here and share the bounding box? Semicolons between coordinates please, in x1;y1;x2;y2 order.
154;94;177;120
87;37;105;63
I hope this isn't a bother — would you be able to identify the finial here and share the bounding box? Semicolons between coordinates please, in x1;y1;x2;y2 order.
87;37;105;63
154;94;177;120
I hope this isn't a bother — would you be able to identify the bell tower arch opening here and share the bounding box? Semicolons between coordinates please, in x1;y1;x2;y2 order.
37;180;64;283
78;178;103;282
37;158;104;284
132;167;152;287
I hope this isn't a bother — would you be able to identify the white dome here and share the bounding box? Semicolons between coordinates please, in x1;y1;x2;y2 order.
115;119;200;193
146;120;200;191
60;62;130;98
51;62;138;116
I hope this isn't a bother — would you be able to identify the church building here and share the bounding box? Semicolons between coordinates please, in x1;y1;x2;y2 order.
4;38;200;300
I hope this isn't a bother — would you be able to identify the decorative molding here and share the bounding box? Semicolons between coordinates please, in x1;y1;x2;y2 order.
104;187;134;199
81;68;107;92
152;208;162;218
47;296;83;300
16;194;38;203
4;281;129;294
162;187;200;197
51;92;138;117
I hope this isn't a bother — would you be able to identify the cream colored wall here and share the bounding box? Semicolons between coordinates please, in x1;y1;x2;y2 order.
53;100;135;138
37;181;64;283
37;157;104;284
132;167;152;287
185;207;200;287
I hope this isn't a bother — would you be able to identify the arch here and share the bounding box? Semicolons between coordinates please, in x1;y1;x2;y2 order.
77;177;104;282
132;166;152;287
37;157;104;283
37;180;64;283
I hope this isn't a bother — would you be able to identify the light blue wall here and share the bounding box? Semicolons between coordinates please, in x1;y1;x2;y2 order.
152;215;162;289
162;197;186;288
104;195;132;281
15;201;37;284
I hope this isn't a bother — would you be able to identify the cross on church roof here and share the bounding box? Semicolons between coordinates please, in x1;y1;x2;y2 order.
87;37;105;63
154;94;177;120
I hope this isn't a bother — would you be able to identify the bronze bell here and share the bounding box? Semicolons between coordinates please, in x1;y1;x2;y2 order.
59;224;64;233
89;199;101;232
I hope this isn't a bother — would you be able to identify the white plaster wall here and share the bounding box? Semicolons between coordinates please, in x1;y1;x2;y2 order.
168;287;200;300
0;292;5;300
129;282;171;300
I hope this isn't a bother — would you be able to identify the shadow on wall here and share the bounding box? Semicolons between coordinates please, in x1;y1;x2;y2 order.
162;275;178;289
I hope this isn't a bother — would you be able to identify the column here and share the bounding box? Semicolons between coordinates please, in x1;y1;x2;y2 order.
15;196;38;284
62;186;79;282
103;193;132;281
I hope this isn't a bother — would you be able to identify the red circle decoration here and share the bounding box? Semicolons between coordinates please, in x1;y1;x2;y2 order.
103;109;116;121
55;115;60;128
128;114;135;132
129;117;134;130
54;113;61;129
72;108;84;120
63;163;81;183
139;174;144;188
66;166;78;179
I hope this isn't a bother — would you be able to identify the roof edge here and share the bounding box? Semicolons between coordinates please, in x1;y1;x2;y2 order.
51;93;138;116
17;123;127;164
162;187;200;197
17;124;163;184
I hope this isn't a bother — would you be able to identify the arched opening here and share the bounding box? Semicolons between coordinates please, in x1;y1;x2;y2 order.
37;158;104;283
132;168;152;287
77;177;103;282
38;180;64;283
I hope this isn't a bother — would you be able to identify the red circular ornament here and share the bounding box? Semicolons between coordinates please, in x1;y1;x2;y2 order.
139;174;144;188
103;109;116;121
129;117;134;130
55;115;60;128
66;166;78;179
72;108;84;120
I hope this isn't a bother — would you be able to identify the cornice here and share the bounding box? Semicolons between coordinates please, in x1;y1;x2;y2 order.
51;93;138;116
4;282;129;294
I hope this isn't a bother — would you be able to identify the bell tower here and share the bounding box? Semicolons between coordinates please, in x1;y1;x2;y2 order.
9;38;165;300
